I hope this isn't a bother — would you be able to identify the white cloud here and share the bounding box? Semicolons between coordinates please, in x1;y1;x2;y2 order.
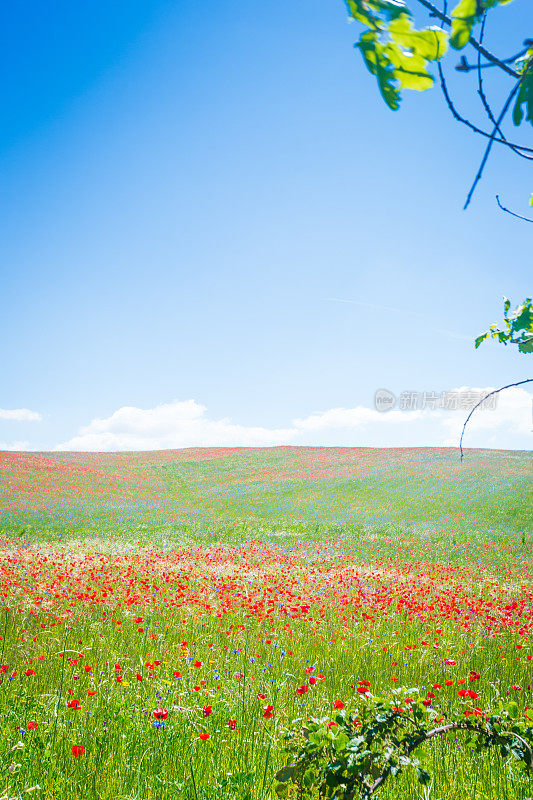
54;387;533;451
0;441;31;451
55;400;295;451
437;386;532;446
0;408;42;422
293;406;424;431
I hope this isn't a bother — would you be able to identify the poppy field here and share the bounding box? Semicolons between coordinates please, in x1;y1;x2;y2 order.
0;446;532;799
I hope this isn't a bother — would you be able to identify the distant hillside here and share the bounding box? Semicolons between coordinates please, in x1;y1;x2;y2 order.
0;447;531;534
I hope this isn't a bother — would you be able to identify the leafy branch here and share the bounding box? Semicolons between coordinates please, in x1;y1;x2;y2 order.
475;296;533;353
275;687;533;798
344;0;533;207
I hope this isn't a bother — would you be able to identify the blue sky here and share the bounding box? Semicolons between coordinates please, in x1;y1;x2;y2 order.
0;0;531;451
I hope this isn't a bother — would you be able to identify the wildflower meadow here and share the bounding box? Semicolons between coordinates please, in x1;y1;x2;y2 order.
0;446;532;799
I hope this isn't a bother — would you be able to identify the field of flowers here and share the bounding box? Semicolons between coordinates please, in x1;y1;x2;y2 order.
0;447;532;799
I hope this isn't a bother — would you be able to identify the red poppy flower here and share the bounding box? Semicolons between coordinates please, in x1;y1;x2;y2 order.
27;721;38;730
71;746;85;757
333;700;344;709
24;669;35;676
67;700;81;710
153;707;168;720
227;719;237;730
199;733;210;741
202;705;212;717
263;704;274;719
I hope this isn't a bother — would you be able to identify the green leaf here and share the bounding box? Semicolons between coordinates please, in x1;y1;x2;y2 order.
345;0;380;27
513;52;533;126
303;769;316;788
274;765;295;783
370;0;409;18
508;701;519;719
385;43;434;90
474;334;488;349
334;731;350;753
503;297;511;317
450;0;478;50
346;0;408;25
518;338;533;354
417;767;431;785
357;30;400;109
389;14;448;60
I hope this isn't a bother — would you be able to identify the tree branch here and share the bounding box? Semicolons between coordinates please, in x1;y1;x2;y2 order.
459;378;533;461
456;42;533;73
437;63;533;153
368;719;533;796
415;0;520;78
476;17;533;161
463;80;522;208
367;721;489;796
496;195;533;222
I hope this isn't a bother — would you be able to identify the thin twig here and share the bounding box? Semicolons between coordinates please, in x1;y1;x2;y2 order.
457;43;533;72
437;63;533;153
496;195;533;222
415;0;519;77
459;378;533;461
477;16;533;161
463;80;522;209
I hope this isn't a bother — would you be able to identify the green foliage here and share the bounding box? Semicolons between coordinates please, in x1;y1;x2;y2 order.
449;0;514;51
275;688;533;798
344;0;522;111
475;297;533;354
346;1;447;109
344;0;532;207
513;48;533;125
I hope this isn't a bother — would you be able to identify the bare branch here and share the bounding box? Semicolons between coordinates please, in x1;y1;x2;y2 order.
456;41;533;72
496;195;533;222
459;378;533;461
463;80;522;208
477;17;533;161
437;64;533;153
